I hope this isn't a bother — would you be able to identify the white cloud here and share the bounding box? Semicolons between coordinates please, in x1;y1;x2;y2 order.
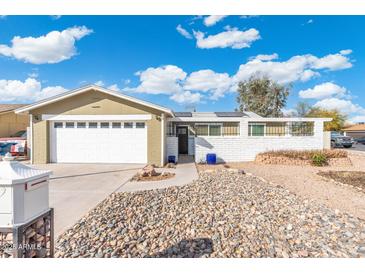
314;98;364;114
203;15;227;27
0;26;93;64
312;53;353;71
194;27;260;49
233;50;352;84
50;15;62;20
240;15;259;19
176;24;192;39
0;78;67;103
299;70;319;82
39;86;68;100
127;50;354;105
94;80;105;86
340;49;352;55
170;90;201;104
299;82;347;99
133;65;187;94
28;71;39;78
250;53;278;61
184;69;232;100
107;84;120;91
349;116;365;124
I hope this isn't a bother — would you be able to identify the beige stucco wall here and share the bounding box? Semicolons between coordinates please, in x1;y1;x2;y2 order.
30;89;164;166
0;112;29;137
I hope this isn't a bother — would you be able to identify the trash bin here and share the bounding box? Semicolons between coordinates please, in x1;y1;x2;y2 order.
206;153;217;165
168;155;176;164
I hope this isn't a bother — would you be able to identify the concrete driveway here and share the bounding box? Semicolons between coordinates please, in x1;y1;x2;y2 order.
349;143;365;152
32;163;144;237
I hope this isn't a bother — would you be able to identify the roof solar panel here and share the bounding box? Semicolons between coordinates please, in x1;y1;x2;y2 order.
174;112;192;117
214;112;245;117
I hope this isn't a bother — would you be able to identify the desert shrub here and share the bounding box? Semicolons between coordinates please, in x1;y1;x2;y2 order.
258;149;347;160
311;152;328;166
322;149;348;158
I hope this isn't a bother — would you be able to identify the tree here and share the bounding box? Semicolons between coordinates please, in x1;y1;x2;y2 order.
305;107;347;131
236;75;290;117
295;101;312;117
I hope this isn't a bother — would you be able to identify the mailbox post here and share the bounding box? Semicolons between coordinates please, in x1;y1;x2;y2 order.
0;153;53;258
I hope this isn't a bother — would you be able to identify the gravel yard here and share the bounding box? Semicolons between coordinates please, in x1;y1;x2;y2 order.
199;152;365;220
56;170;365;258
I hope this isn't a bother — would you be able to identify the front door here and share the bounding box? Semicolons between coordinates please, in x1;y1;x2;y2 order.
177;126;188;154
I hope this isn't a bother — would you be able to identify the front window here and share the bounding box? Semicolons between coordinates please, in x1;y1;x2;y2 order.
223;122;239;136
166;122;176;136
209;124;221;136
265;122;286;136
195;124;209;136
136;122;145;128
248;122;314;136
248;123;265;136
289;122;314;136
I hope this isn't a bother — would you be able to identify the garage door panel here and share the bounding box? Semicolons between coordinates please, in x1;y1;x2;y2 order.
50;122;147;163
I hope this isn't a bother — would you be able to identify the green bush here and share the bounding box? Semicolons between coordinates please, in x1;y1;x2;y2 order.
311;152;328;166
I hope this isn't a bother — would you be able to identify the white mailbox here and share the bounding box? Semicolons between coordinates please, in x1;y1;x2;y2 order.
0;153;52;227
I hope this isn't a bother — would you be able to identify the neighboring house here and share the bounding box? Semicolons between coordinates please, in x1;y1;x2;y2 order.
343;123;365;138
15;85;331;166
0;104;29;138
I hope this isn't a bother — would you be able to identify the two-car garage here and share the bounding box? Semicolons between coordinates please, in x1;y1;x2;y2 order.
49;120;148;164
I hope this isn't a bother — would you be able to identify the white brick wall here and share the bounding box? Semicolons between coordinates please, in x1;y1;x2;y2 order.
195;120;325;163
166;137;178;162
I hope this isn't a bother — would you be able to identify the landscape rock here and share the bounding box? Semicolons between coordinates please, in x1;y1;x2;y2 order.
55;171;365;258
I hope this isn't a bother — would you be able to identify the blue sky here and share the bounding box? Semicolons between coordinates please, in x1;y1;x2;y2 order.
0;15;364;122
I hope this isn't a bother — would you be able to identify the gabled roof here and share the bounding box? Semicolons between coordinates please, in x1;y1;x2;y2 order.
15;85;174;116
0;104;28;114
343;124;365;131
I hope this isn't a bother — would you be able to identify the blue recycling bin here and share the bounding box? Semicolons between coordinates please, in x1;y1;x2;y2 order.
206;153;217;165
168;155;176;164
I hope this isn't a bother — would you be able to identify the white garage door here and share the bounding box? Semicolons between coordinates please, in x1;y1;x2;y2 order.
50;121;147;163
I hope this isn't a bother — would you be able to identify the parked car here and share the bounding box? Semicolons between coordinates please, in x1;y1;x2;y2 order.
0;130;27;156
355;137;365;145
331;132;353;148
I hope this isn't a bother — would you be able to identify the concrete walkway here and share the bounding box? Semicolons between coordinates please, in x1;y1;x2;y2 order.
117;160;198;192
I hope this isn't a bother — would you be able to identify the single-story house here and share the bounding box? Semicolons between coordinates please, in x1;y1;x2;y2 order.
15;85;331;166
0;104;29;138
343;123;365;139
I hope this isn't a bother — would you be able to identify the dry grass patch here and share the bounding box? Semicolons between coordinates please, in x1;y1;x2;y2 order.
317;171;365;191
256;149;349;166
259;149;347;160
